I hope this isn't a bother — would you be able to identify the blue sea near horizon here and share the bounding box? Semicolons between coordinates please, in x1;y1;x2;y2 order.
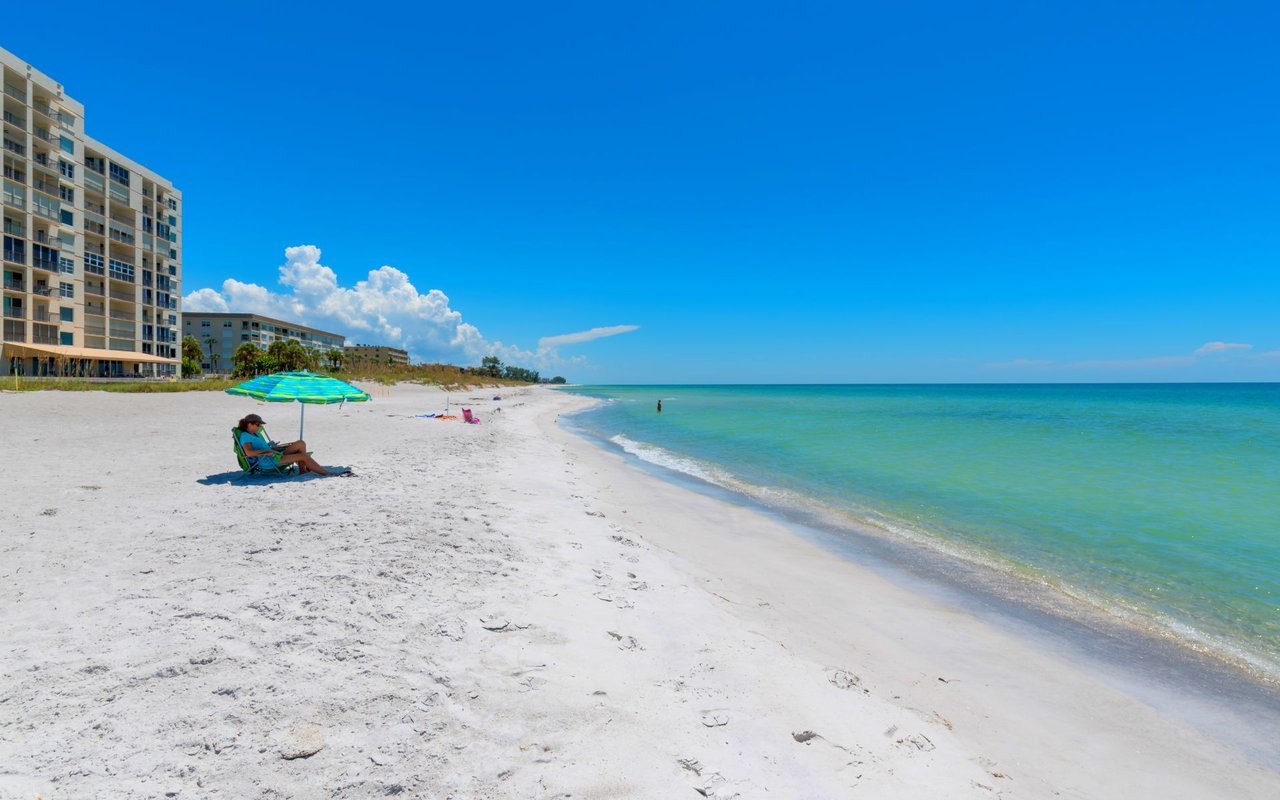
560;383;1280;681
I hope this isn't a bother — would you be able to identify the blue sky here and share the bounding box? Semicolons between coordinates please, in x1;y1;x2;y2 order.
13;1;1279;382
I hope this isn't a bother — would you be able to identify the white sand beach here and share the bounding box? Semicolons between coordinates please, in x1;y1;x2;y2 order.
1;384;1276;799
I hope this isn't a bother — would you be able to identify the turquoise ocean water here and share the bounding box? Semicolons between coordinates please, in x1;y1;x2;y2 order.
561;384;1280;679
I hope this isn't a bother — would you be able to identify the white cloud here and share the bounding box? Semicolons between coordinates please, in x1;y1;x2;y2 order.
539;325;639;349
1194;341;1252;356
183;246;627;370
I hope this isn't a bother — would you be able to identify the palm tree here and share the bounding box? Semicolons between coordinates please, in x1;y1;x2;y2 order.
204;336;220;373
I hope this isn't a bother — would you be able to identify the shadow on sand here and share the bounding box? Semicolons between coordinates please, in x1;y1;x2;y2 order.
196;469;346;486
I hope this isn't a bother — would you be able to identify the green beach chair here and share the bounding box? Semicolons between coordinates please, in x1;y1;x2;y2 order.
231;427;299;477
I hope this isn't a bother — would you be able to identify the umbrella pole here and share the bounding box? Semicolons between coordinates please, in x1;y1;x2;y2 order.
299;403;305;441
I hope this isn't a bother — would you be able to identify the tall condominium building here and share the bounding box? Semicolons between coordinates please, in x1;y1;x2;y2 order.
2;47;182;377
182;312;345;373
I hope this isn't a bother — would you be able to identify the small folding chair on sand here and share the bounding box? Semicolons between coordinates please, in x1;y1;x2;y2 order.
231;427;298;477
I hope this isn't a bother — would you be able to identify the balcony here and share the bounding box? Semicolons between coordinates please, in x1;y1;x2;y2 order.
32;179;60;196
32;309;51;322
3;84;26;103
33;285;52;297
109;323;135;338
2;111;24;130
3;277;24;292
85;323;106;336
3;319;23;341
2;138;25;156
109;309;133;321
32;102;58;121
4;220;25;237
109;287;134;301
109;269;134;283
4;306;24;319
85;262;105;276
109;339;136;352
2;165;24;182
84;284;105;296
3;248;23;265
84;172;105;194
31;260;58;274
32;323;57;345
84;303;105;317
109;229;136;246
84;242;104;256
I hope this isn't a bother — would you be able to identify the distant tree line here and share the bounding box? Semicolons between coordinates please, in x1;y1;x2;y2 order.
468;355;565;384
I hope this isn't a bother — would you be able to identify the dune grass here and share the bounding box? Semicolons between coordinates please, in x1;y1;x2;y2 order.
4;364;532;393
4;376;242;393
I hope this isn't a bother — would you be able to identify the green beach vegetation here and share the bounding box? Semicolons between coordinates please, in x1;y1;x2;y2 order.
6;345;558;393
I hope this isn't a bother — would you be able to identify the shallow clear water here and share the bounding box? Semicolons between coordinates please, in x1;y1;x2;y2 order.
561;384;1280;677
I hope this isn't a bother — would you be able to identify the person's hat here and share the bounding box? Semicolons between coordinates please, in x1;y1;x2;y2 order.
241;413;266;425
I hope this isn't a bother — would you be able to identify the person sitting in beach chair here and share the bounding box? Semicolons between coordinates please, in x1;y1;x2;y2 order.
235;413;346;476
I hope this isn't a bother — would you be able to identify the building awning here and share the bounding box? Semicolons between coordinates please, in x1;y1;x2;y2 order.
1;342;176;364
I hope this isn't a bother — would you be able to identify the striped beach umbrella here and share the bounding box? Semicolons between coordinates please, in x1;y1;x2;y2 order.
226;370;371;439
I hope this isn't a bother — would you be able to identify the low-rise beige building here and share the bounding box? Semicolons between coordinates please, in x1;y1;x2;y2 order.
183;312;345;373
345;343;409;367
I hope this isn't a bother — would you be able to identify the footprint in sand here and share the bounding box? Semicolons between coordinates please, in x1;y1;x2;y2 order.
606;631;643;651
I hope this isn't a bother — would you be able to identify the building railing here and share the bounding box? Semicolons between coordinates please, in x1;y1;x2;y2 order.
85;303;105;316
32;102;58;120
84;172;105;193
3;220;25;236
109;229;136;245
109;309;133;321
2;111;25;130
3;248;23;264
33;285;52;296
108;339;136;352
3;307;24;319
3;320;24;341
2;165;24;182
85;201;105;215
32;324;58;345
3;278;24;291
3;138;25;156
85;324;106;336
85;263;105;276
109;287;134;301
31;260;58;273
2;84;27;103
85;285;105;296
32;310;51;322
84;242;104;255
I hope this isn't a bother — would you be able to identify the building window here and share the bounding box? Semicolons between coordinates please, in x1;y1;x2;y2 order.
84;252;104;269
223;321;231;327
60;331;73;345
59;185;74;203
58;160;75;179
58;256;74;274
59;137;74;155
167;198;177;210
109;163;130;186
84;156;105;174
60;306;73;322
60;209;73;226
201;320;210;327
59;282;73;298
